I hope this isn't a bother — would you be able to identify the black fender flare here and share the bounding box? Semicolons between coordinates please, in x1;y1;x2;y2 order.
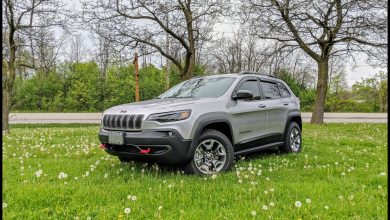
282;112;302;140
184;113;234;162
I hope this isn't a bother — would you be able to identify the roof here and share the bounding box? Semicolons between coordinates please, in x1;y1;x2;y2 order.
194;72;278;80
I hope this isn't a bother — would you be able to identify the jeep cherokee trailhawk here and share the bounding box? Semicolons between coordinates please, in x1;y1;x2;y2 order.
98;71;302;175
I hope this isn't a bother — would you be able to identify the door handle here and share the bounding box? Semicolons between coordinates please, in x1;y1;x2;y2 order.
283;102;289;105
258;104;266;108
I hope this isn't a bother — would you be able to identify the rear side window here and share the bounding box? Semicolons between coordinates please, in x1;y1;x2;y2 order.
277;82;291;97
260;81;281;99
237;80;261;99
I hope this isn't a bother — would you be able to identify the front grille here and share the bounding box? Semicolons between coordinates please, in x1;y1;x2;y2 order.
103;114;144;130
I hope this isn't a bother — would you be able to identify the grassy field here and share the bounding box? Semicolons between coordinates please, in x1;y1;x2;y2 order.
2;123;388;219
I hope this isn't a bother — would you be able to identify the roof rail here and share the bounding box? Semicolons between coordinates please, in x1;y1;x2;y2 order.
238;71;277;78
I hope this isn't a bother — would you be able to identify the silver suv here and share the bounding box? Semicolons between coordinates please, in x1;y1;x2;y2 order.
98;71;302;175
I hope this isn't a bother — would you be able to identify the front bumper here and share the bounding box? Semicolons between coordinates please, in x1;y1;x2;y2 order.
98;128;192;165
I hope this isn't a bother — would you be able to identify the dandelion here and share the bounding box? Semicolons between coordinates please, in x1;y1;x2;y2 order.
211;174;217;179
266;177;270;181
127;195;132;200
262;205;268;210
3;202;7;208
131;195;137;201
168;184;173;188
124;208;131;214
251;211;257;216
306;198;311;204
348;195;354;200
324;206;329;210
264;190;269;194
378;185;382;189
294;201;302;208
338;195;344;200
58;172;67;180
379;172;387;176
341;172;345;176
87;217;92;220
158;206;163;211
35;169;43;178
269;188;274;192
269;202;275;207
238;179;243;184
104;173;108;178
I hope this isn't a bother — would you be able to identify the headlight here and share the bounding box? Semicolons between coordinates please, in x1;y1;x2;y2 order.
147;110;191;123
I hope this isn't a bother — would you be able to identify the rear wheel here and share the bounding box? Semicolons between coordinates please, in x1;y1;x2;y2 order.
279;122;302;153
182;129;234;175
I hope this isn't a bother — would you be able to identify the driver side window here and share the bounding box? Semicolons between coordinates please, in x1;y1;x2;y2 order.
237;80;261;100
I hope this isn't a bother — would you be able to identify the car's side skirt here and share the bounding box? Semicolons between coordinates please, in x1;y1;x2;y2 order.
234;141;284;156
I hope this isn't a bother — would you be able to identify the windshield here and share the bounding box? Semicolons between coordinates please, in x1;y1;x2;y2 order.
158;77;236;99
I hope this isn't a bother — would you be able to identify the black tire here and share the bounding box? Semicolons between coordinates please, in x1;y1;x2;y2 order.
182;129;234;175
279;122;302;153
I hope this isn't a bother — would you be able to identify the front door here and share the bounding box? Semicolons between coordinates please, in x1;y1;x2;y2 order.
228;77;268;151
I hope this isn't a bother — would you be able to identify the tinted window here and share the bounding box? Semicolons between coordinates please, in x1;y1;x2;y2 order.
277;82;291;97
158;77;235;98
237;80;261;99
261;81;281;99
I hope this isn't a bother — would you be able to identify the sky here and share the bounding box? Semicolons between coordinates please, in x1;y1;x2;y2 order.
65;0;387;87
214;19;387;87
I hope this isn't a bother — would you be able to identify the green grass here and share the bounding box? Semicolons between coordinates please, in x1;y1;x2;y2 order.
2;123;388;219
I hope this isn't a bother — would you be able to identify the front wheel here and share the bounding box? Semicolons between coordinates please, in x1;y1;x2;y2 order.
182;129;234;175
279;122;302;153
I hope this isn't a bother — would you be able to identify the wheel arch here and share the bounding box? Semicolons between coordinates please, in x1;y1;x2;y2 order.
185;114;234;162
282;113;302;140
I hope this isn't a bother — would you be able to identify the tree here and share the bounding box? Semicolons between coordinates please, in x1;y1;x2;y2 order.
352;72;388;112
242;0;388;123
2;0;65;133
82;0;229;80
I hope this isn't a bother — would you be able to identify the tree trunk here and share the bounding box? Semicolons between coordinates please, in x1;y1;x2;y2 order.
310;60;329;124
133;52;140;102
2;84;10;134
187;53;195;79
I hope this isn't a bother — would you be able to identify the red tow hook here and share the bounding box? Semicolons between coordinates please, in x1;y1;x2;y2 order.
140;148;151;154
99;143;107;149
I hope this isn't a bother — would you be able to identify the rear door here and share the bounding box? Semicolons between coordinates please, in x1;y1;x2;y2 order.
228;77;268;150
259;80;289;137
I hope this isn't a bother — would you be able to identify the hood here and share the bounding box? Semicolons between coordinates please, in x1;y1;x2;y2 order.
104;97;217;115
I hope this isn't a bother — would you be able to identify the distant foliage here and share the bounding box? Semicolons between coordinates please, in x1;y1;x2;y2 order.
11;61;205;112
10;62;387;112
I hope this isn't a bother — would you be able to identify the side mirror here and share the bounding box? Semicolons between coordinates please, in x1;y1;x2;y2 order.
233;90;254;100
